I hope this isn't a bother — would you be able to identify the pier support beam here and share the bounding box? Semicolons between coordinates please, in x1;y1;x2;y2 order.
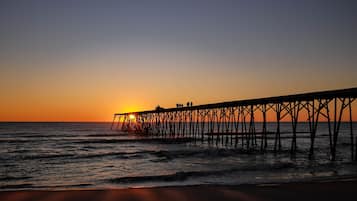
112;88;357;161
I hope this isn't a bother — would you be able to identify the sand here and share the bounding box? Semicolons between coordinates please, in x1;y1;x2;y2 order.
1;179;356;201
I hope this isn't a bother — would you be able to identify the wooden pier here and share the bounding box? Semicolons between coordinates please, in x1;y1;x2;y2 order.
112;88;357;160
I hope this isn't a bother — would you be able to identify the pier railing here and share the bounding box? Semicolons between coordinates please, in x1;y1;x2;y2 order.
112;87;357;160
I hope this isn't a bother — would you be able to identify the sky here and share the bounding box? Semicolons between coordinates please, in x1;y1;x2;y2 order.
0;0;356;122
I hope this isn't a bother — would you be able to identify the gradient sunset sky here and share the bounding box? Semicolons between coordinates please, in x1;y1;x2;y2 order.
1;0;356;122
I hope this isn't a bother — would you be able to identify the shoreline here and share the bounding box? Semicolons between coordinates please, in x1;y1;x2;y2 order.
1;176;357;201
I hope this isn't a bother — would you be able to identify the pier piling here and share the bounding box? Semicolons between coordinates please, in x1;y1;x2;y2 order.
113;88;357;160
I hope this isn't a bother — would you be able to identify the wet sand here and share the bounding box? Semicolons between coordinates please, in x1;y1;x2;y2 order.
1;178;356;201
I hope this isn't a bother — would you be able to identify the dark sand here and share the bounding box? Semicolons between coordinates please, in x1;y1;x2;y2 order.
1;178;356;201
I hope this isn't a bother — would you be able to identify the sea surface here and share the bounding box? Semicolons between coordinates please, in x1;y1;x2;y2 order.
1;122;356;190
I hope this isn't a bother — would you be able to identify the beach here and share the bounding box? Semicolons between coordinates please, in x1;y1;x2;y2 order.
1;178;356;201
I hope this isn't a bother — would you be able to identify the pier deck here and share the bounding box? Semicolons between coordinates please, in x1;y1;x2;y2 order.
112;87;357;160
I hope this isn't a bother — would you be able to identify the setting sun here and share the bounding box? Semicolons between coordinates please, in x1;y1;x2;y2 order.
129;114;136;120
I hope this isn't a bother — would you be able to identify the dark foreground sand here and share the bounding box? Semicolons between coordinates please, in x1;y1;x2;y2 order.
1;179;356;201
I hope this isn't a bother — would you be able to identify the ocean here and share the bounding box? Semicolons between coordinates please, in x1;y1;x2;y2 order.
1;122;356;190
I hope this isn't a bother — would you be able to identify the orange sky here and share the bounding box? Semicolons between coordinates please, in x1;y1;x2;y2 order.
0;52;356;122
1;60;356;122
1;51;356;122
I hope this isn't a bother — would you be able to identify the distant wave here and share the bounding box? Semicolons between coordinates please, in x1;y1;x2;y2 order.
0;137;195;145
7;132;40;135
85;133;131;137
12;134;65;138
0;183;33;189
42;183;93;189
1;151;156;161
0;148;320;162
0;183;94;190
72;151;147;160
19;153;76;160
2;149;231;162
0;176;32;182
109;171;212;183
0;139;37;144
149;149;242;162
109;162;296;184
148;148;306;162
71;137;195;144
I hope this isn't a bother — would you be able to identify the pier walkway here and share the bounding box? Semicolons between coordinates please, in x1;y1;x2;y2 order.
112;88;357;160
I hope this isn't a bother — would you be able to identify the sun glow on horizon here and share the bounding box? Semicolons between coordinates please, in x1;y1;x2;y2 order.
129;114;136;120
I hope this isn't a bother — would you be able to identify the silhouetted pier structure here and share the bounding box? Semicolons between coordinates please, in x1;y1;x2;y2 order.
112;88;357;160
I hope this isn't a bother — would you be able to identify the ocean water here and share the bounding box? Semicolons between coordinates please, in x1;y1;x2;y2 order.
0;122;356;190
